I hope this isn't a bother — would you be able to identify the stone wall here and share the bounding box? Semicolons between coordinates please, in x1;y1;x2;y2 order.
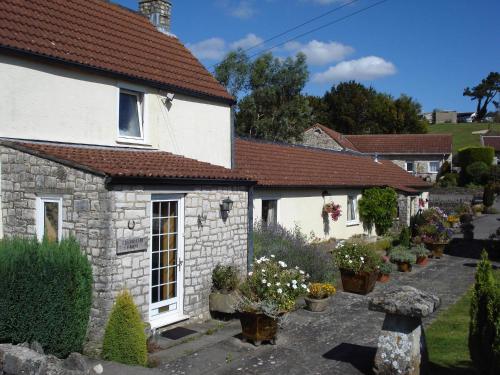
389;155;450;182
301;127;344;151
0;146;249;354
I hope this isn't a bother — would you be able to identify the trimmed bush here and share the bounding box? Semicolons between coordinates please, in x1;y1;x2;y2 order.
102;290;147;366
484;183;496;207
466;161;490;185
358;187;398;236
469;250;500;374
0;237;92;358
458;146;495;168
437;172;458;188
253;223;335;283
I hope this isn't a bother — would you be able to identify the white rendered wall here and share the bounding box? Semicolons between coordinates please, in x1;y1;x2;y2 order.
253;188;368;240
0;55;232;168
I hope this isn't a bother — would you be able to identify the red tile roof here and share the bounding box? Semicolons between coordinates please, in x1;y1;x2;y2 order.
235;138;430;192
1;140;251;182
0;0;233;102
311;124;452;154
481;136;500;151
345;134;452;154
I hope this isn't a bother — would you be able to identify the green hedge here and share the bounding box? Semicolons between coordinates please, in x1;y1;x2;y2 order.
102;290;147;366
469;250;500;374
0;237;92;358
458;146;495;168
358;187;398;236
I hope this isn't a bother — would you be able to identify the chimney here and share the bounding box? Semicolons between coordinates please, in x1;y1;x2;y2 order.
139;0;172;34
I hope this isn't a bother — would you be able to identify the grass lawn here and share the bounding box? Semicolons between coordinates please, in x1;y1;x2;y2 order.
426;270;500;374
428;123;500;153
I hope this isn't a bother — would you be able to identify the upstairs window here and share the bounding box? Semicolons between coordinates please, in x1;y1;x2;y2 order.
119;89;143;139
429;161;440;173
405;161;414;173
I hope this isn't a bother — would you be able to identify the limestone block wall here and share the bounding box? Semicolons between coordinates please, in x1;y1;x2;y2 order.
301;127;344;151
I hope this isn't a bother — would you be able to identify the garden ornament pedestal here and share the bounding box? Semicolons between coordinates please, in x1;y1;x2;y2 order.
369;286;440;375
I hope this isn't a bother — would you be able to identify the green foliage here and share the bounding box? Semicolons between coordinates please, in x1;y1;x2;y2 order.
0;237;92;358
212;264;239;292
463;72;500;121
333;242;381;274
318;81;428;134
215;51;312;143
437;172;458;188
466;161;490;185
411;244;429;258
458;146;494;185
102;291;147;366
378;261;393;275
469;250;500;374
389;245;417;264
253;223;335;283
399;227;411;247
484;183;496;207
358;187;398;236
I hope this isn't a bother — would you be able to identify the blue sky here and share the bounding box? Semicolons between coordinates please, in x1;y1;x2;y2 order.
118;0;499;112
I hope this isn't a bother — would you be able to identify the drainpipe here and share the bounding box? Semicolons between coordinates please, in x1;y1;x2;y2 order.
247;185;254;272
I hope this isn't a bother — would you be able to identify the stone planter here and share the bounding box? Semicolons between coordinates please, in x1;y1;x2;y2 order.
209;291;237;314
304;296;330;312
340;269;377;295
425;241;448;259
416;256;428;266
239;311;280;345
377;273;390;283
396;261;412;272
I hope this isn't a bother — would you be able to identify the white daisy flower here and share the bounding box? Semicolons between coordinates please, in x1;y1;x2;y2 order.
248;272;253;276
277;288;282;294
261;279;267;284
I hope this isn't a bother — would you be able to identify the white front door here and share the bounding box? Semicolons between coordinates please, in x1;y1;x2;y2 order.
149;195;184;327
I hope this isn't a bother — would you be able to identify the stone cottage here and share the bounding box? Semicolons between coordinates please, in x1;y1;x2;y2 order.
303;124;453;182
0;0;431;355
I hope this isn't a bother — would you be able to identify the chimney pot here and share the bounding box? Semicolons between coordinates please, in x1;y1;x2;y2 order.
139;0;172;34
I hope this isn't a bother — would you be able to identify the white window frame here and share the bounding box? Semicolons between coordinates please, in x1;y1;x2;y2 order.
261;198;279;226
428;161;440;174
405;161;414;173
36;196;63;242
346;195;359;226
117;87;146;143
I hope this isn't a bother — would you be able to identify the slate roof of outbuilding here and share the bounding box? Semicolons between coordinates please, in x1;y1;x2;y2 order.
234;138;431;192
0;139;251;183
0;0;233;102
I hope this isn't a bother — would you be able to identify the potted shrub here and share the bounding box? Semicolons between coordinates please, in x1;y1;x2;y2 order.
472;204;484;217
304;283;336;312
209;264;239;314
389;246;416;272
235;256;308;345
411;244;430;266
416;208;452;258
377;260;392;283
333;242;381;295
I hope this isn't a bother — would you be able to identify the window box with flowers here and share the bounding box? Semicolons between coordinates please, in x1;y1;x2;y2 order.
333;242;381;295
235;256;308;345
304;283;336;312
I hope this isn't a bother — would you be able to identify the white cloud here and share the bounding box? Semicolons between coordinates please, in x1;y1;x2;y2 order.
284;40;354;65
231;1;256;18
313;56;397;83
230;33;263;50
186;38;227;60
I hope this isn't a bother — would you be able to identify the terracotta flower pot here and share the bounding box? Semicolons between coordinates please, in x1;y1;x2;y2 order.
425;241;448;259
340;269;378;295
416;256;428;266
239;311;280;346
304;296;330;312
377;273;390;283
397;262;412;272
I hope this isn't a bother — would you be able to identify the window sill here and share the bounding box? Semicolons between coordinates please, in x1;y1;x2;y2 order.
116;138;152;147
346;221;360;227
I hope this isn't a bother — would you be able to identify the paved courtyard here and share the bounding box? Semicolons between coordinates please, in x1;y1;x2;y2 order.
91;240;499;375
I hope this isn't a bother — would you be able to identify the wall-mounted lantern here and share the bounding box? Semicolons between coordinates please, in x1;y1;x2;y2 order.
220;197;234;220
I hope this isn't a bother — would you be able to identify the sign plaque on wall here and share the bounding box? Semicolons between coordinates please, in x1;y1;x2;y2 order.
116;237;148;255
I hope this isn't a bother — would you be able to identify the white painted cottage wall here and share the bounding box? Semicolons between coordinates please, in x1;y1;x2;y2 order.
0;55;232;168
253;189;370;240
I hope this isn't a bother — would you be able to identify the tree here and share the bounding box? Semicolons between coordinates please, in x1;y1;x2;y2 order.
358;187;398;236
318;81;427;134
215;51;312;142
464;72;500;122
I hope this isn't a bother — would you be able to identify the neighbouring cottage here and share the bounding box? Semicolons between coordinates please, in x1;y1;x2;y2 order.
235;138;430;239
0;0;431;356
481;135;500;165
303;124;453;182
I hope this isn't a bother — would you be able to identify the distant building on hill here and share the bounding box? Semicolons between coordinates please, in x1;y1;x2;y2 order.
433;110;457;124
